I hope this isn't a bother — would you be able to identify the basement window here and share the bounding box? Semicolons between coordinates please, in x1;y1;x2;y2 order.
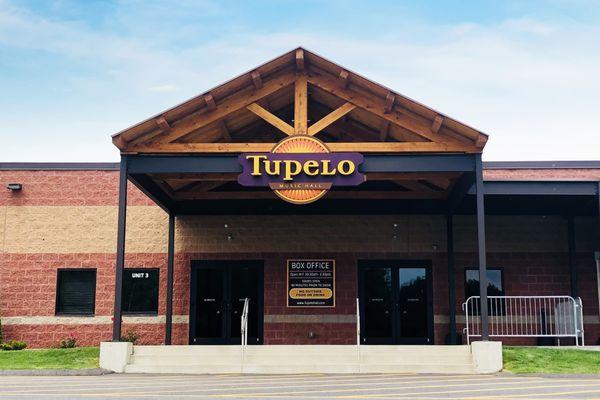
122;268;159;315
56;269;97;316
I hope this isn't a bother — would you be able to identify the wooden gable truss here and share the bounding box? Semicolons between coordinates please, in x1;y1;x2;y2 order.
112;48;488;200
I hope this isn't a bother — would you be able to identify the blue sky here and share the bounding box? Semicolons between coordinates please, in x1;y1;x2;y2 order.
1;0;599;161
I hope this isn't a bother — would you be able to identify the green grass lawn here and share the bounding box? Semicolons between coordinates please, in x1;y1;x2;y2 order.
0;347;99;370
503;346;600;374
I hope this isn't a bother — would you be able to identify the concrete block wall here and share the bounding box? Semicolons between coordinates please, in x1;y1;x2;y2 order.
1;169;598;347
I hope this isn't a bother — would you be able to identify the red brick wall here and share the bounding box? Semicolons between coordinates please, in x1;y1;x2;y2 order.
1;169;598;347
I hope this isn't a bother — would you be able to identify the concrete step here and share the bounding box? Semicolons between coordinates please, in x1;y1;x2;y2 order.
125;345;478;374
125;363;477;374
359;354;474;364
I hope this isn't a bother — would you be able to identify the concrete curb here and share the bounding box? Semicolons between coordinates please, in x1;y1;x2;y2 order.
0;368;111;376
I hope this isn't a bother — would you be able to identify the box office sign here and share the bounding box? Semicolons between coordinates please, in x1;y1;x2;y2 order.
287;259;335;307
238;136;364;205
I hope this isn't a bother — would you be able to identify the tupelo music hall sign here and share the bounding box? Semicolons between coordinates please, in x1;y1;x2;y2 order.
238;135;365;204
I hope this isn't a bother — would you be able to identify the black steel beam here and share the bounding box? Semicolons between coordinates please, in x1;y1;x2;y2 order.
469;181;598;196
448;171;475;212
568;215;578;298
446;214;458;344
129;174;176;213
475;154;489;340
165;213;175;345
128;155;240;174
360;154;475;172
112;156;128;342
127;154;476;175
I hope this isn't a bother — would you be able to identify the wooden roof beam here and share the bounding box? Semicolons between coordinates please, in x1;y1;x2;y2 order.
135;71;295;146
296;49;305;70
475;134;488;148
379;120;390;142
307;72;477;150
247;103;294;136
294;75;308;134
130;141;478;153
307;102;356;136
218;121;231;142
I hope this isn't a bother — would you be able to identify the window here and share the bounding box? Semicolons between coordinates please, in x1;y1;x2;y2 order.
56;269;96;315
122;268;159;314
465;268;505;315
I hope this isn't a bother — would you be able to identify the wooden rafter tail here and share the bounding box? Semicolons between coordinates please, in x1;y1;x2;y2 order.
295;49;305;70
250;71;263;89
246;103;294;135
431;115;444;134
339;70;349;88
307;102;356;136
294;75;308;135
384;92;395;113
204;93;216;111
156;116;171;133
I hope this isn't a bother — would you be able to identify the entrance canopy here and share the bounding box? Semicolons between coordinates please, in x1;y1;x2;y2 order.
109;47;598;216
110;48;496;215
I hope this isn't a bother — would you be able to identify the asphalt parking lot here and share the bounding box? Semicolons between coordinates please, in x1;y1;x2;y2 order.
0;373;599;399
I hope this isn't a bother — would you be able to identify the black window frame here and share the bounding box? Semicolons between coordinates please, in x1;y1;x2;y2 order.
55;268;97;316
122;268;160;316
464;267;505;300
464;267;505;316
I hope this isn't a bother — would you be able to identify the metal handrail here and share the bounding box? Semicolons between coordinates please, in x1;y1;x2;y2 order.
241;297;250;346
462;295;585;346
356;298;360;346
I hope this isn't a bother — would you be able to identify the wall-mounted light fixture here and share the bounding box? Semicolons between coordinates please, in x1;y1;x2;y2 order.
6;183;22;191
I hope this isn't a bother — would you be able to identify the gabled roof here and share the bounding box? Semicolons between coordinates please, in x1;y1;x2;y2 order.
112;47;488;154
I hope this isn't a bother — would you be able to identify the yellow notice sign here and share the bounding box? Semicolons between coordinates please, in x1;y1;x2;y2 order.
289;288;333;299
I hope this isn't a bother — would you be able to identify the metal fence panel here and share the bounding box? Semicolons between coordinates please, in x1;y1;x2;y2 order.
462;296;584;346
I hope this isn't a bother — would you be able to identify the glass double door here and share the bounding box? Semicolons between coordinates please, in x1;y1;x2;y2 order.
190;261;263;345
358;261;433;344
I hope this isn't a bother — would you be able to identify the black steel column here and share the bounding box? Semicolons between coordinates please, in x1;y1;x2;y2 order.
447;214;457;344
165;213;175;345
474;154;489;340
112;155;128;341
567;215;578;298
597;182;600;250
